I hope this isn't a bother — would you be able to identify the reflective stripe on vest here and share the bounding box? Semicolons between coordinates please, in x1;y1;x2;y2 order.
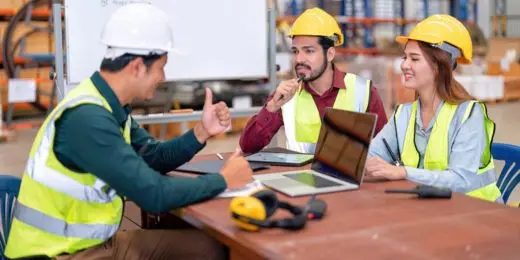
5;78;128;258
14;202;119;240
395;100;501;202
25;95;118;204
281;73;371;153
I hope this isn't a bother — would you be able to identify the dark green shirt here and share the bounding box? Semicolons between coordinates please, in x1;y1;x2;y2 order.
53;72;227;213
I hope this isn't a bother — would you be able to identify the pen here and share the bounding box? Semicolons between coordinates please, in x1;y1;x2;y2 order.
297;75;305;83
382;138;402;166
216;153;224;160
278;75;305;101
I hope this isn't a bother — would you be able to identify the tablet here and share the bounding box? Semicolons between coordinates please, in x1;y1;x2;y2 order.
176;160;268;175
246;152;314;167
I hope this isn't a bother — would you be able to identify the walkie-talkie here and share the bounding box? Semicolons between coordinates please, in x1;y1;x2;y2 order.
304;195;327;220
385;185;452;199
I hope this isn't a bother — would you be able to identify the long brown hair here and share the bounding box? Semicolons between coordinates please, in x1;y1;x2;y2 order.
417;41;473;104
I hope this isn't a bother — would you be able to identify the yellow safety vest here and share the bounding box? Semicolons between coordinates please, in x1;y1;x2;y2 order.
281;73;371;153
395;100;501;202
5;78;130;258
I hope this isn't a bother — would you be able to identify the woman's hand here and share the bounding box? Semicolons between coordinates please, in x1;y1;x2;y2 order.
366;156;407;180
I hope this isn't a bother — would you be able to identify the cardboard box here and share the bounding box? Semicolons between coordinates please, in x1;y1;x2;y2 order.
1;21;55;54
0;0;24;10
485;38;520;64
504;76;520;101
487;62;520;77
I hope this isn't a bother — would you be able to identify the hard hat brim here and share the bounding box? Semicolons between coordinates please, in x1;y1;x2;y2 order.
395;36;472;64
395;36;409;45
288;33;344;46
103;45;186;59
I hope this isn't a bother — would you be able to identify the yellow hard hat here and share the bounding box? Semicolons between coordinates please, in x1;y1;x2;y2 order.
396;14;473;64
288;8;344;46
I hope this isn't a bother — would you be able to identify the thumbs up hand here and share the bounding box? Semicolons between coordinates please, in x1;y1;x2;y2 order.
198;88;231;139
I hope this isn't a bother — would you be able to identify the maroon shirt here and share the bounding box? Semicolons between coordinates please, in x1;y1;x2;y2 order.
239;66;388;154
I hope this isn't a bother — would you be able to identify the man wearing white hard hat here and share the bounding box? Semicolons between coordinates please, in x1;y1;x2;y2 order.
5;3;249;259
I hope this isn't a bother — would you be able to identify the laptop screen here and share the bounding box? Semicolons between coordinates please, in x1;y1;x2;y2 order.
310;108;377;185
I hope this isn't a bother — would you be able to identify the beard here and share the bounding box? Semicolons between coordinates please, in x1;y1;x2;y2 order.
294;57;329;83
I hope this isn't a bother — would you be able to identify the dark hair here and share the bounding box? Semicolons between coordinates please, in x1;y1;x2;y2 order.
100;53;164;72
317;36;335;54
417;42;473;104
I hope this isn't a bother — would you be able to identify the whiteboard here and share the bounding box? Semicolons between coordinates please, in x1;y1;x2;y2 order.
64;0;268;84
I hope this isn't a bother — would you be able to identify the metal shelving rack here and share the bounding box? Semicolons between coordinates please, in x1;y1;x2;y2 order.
492;0;507;37
1;0;57;126
280;0;479;52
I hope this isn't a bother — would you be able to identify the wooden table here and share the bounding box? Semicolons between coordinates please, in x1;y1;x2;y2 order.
167;153;520;260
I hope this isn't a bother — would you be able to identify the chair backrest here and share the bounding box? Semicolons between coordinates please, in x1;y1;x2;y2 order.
492;143;520;204
0;175;21;259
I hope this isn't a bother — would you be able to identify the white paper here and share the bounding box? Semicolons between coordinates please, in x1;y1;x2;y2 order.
217;180;265;198
8;79;36;103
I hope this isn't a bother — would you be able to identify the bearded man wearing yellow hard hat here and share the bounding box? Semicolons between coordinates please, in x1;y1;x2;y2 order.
240;7;388;154
366;14;502;203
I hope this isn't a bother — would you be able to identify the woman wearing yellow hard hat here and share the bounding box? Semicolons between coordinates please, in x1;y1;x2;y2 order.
366;14;502;203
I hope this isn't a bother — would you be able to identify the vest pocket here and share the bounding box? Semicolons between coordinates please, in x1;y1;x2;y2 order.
296;122;322;143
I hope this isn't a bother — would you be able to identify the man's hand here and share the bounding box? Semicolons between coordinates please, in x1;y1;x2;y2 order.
220;149;253;189
195;88;231;143
365;156;407;181
266;78;301;112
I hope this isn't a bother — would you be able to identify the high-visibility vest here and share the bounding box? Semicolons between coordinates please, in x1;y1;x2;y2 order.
5;77;130;258
281;73;371;153
394;100;501;202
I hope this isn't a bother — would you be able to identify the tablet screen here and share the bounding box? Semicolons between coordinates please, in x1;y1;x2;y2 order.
246;152;314;165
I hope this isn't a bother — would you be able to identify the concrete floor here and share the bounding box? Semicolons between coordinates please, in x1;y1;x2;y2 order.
1;101;520;201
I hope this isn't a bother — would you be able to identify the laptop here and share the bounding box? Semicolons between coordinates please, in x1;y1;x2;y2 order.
253;108;377;197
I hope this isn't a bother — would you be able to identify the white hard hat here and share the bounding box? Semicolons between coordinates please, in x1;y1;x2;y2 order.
101;3;174;59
